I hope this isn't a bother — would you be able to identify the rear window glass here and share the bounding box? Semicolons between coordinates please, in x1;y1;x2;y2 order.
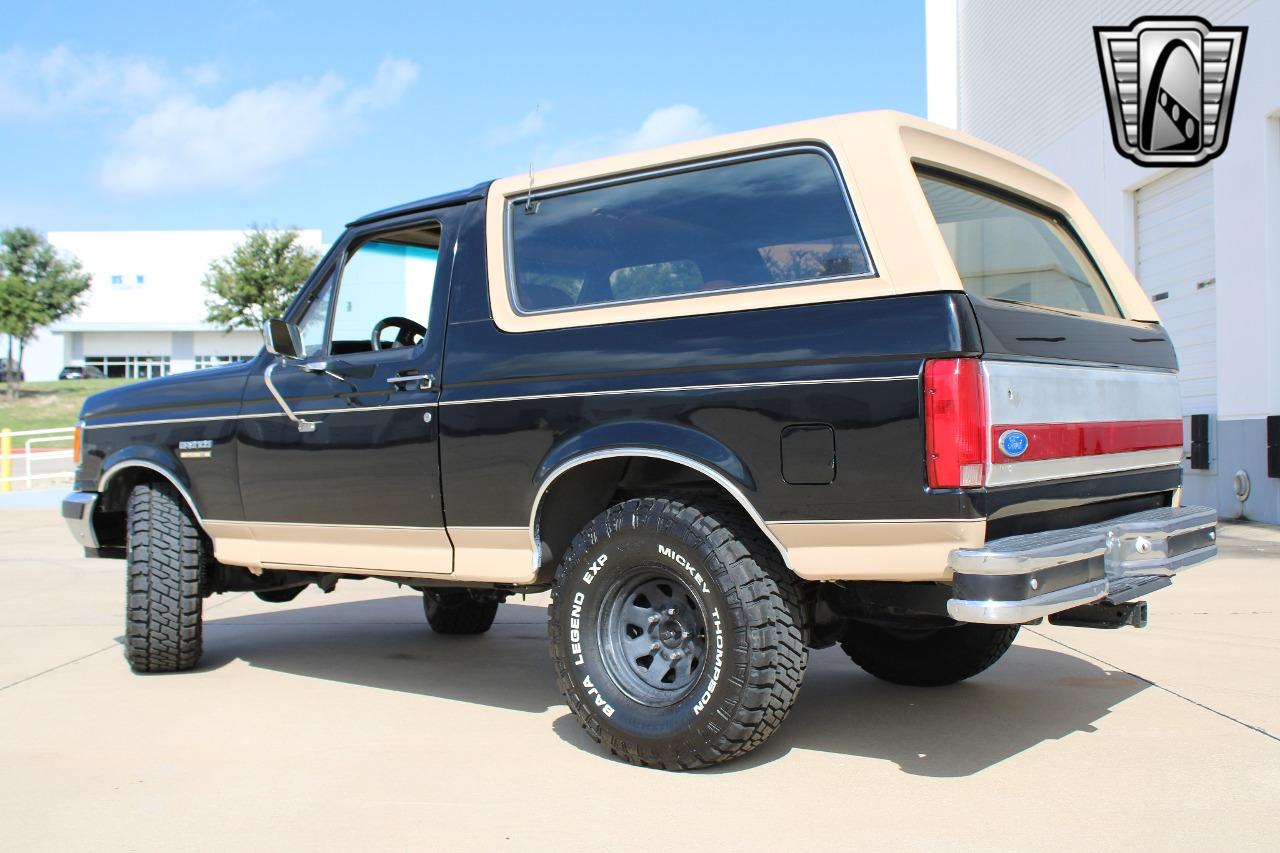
918;171;1121;317
508;150;872;314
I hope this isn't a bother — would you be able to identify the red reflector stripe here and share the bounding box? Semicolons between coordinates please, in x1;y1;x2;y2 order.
992;420;1184;463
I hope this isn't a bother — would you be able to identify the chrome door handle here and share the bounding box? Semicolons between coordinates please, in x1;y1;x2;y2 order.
387;373;434;390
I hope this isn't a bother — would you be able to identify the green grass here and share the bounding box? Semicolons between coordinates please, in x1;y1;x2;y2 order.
0;379;137;433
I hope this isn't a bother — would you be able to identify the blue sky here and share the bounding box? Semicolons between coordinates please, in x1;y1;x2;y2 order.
0;1;925;241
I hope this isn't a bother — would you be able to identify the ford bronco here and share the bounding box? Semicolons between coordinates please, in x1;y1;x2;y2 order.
63;112;1217;769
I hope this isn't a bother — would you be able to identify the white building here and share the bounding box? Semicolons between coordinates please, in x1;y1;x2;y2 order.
927;0;1280;523
26;229;325;382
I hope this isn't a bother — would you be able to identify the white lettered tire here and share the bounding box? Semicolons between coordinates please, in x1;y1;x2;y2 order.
548;497;807;770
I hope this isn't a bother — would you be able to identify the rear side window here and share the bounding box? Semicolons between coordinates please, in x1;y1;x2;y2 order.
918;171;1121;317
508;149;873;314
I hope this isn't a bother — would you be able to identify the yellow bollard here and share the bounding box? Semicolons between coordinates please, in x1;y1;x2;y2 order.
0;428;10;493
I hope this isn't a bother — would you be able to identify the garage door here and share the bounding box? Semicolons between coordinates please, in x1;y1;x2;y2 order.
1136;167;1216;416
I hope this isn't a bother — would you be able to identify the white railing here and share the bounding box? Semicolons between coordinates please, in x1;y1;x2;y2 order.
0;426;76;491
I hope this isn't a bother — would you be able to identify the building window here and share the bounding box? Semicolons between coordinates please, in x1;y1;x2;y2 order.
109;274;143;290
83;355;171;379
194;355;252;369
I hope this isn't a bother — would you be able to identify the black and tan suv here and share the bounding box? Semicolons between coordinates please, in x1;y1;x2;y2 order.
63;111;1217;769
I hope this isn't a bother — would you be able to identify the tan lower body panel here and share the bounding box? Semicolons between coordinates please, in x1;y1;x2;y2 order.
204;521;263;570
209;516;981;585
204;521;536;583
768;519;987;581
204;520;453;576
448;526;537;584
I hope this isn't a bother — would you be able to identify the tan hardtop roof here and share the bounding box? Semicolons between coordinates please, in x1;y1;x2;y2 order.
484;110;1157;331
498;110;1070;195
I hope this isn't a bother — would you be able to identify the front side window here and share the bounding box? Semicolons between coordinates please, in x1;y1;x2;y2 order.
295;223;440;356
296;273;334;357
918;171;1121;317
509;149;872;313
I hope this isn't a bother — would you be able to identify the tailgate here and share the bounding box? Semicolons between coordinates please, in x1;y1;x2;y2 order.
982;359;1182;487
915;163;1187;533
964;298;1186;535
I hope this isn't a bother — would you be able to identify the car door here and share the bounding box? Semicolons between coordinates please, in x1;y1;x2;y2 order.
233;209;459;575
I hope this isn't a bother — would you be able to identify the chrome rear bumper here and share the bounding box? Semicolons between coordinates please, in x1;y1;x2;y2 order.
947;506;1216;624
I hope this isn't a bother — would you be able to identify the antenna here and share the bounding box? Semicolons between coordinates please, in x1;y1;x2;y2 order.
523;161;539;215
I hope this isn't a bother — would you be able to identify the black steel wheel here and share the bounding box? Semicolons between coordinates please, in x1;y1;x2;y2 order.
597;571;708;706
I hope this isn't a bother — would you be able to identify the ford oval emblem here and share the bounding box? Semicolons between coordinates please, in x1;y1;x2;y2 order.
999;429;1029;458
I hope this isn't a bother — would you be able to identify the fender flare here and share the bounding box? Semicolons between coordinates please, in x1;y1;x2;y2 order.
529;423;790;571
533;420;753;488
97;448;208;533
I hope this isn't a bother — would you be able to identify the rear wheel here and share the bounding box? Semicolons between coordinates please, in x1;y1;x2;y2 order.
423;589;500;635
840;620;1018;687
254;586;306;604
124;481;206;672
549;497;807;770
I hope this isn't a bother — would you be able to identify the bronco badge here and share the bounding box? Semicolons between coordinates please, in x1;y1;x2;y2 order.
1094;16;1247;168
178;439;213;459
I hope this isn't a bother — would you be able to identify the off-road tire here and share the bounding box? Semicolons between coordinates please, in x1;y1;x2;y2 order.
423;590;500;634
125;481;205;672
549;497;807;770
840;620;1018;687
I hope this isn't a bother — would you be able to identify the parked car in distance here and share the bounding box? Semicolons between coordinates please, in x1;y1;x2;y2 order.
62;111;1218;770
59;364;106;381
0;358;23;383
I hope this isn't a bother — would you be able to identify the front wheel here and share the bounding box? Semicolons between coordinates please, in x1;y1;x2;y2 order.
124;481;206;672
840;620;1018;687
549;497;807;770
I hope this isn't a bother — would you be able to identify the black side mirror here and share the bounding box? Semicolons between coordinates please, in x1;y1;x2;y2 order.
263;318;304;360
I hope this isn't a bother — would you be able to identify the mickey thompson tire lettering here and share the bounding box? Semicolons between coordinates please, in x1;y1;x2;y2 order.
548;496;807;770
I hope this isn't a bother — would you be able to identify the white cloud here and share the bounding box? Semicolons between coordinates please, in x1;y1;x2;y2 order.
183;63;223;87
100;57;419;196
617;104;714;152
0;44;178;119
536;104;714;167
339;57;418;113
489;103;549;147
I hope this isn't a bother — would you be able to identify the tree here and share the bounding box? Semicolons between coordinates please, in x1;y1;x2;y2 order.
0;228;92;399
203;228;320;332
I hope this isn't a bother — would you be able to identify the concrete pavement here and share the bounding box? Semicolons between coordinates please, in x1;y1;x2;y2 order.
1;507;1277;852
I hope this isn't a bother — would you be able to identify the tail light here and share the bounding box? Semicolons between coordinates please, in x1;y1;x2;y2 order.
923;358;987;488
